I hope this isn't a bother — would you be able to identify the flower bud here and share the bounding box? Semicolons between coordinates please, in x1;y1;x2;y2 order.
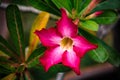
85;11;103;19
82;0;101;17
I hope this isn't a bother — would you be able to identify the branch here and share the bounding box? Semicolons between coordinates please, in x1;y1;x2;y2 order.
0;2;40;13
56;72;64;80
97;22;118;39
0;2;59;19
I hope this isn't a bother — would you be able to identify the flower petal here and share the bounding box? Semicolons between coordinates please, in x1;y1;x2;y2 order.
62;50;80;75
57;8;77;37
73;36;98;57
39;46;64;71
35;28;62;47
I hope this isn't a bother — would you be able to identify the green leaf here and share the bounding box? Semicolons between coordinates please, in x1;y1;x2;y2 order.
91;10;118;24
29;65;70;80
6;5;25;58
73;0;82;12
81;53;97;68
92;0;120;12
1;73;16;80
0;56;12;64
52;0;73;14
44;0;60;14
78;28;120;66
28;0;60;16
0;36;19;62
88;45;108;63
11;0;28;5
27;46;46;68
0;63;15;74
76;0;91;15
78;28;108;63
106;46;120;67
80;20;99;31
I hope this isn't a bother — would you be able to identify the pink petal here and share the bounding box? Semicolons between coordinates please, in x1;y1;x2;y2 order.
57;8;77;37
35;28;62;47
62;50;80;75
73;36;98;57
39;46;64;71
94;11;103;16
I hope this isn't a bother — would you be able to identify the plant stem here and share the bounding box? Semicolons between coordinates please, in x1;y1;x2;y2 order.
56;72;64;80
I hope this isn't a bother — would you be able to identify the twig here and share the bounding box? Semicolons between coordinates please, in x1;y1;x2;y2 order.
0;2;40;13
56;72;64;80
97;22;117;39
97;12;120;39
64;63;115;80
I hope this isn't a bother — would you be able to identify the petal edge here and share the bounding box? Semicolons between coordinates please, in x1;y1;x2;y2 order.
39;46;64;71
57;8;78;37
62;50;80;75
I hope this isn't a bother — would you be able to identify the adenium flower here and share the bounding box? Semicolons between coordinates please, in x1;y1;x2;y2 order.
35;8;98;75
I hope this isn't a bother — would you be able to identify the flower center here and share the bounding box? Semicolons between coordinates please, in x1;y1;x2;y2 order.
60;37;73;50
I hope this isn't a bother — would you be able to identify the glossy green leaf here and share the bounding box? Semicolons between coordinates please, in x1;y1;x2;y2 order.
52;0;73;14
6;5;25;58
27;46;46;68
80;20;99;31
44;0;60;14
76;0;91;15
88;45;108;63
91;10;118;24
78;28;120;65
0;36;19;62
92;0;120;12
78;28;108;63
28;0;60;16
73;0;82;12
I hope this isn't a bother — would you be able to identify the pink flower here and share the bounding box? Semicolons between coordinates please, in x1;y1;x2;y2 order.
35;8;98;75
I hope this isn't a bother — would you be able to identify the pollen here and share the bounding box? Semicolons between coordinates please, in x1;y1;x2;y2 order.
60;37;73;50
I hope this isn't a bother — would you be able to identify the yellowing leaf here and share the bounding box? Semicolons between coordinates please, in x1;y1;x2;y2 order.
1;73;16;80
0;51;10;58
26;12;50;60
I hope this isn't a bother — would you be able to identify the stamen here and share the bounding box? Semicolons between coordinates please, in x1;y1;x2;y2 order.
60;37;73;50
